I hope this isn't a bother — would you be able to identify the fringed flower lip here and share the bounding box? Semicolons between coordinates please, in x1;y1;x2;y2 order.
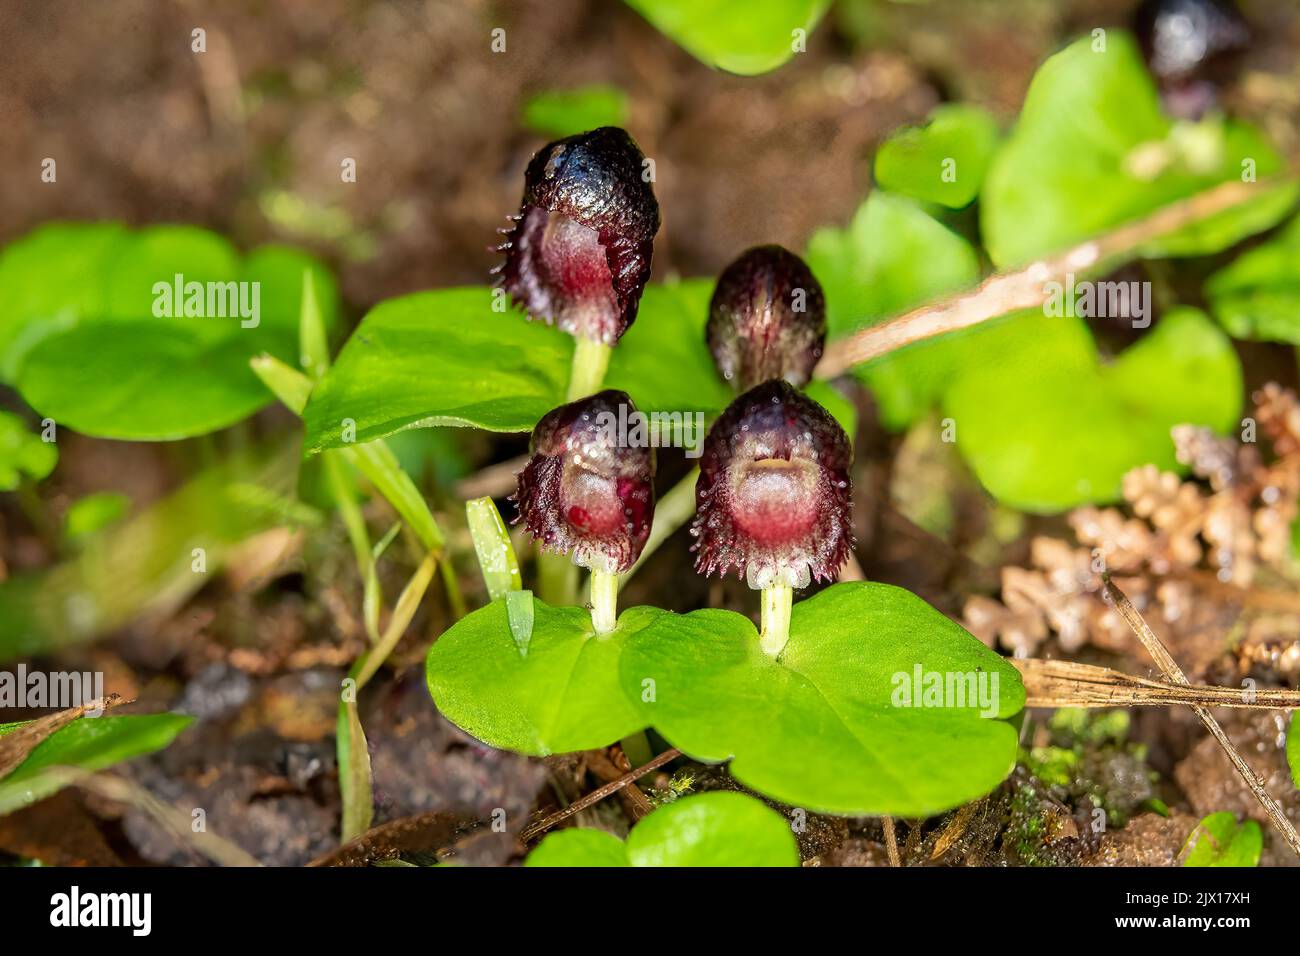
515;389;656;576
706;245;826;392
692;380;853;592
496;126;660;346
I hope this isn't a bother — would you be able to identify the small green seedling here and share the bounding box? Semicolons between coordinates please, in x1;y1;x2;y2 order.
526;791;799;867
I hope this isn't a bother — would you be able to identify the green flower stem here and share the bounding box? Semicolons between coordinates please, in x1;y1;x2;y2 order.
536;552;579;606
620;730;654;772
353;551;439;690
439;557;468;619
589;567;620;634
565;335;613;402
760;583;793;658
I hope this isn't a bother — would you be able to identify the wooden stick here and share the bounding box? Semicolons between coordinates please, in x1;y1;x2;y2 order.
1103;575;1300;859
815;179;1278;378
520;748;680;843
1014;658;1300;710
881;814;901;867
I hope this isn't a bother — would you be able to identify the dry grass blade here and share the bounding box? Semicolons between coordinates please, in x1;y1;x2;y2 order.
930;801;979;862
1103;575;1300;859
882;814;901;867
1014;658;1300;709
13;768;262;867
0;694;126;779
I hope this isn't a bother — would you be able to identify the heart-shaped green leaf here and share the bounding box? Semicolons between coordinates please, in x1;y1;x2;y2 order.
620;582;1024;816
623;0;830;76
0;224;339;440
303;280;735;454
874;105;1000;209
0;714;194;816
1182;812;1262;867
1207;215;1300;344
425;597;665;756
944;307;1241;512
981;32;1296;269
527;791;799;866
305;287;570;449
806;192;982;429
527;828;628;867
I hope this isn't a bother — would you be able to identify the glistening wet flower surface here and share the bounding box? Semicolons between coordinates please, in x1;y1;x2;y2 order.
693;380;853;590
498;126;660;345
706;244;826;391
515;389;656;574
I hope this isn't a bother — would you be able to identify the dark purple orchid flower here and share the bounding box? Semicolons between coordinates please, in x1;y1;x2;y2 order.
497;127;660;346
692;380;853;590
706;245;827;392
515;389;655;573
1135;0;1248;120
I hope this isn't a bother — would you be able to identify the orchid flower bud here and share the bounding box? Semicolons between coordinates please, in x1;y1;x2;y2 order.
706;245;826;391
497;127;660;346
1135;0;1248;120
515;390;655;574
692;380;853;591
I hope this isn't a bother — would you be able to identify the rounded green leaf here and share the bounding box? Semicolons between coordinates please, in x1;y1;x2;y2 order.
17;326;284;441
304;281;733;454
1207;215;1300;344
101;226;240;335
525;828;629;867
0;223;338;440
1182;812;1262;867
304;287;570;449
874;105;1000;209
626;791;798;866
0;222;127;380
982;32;1294;269
806;192;981;429
944;307;1241;512
624;0;829;76
603;279;734;418
527;791;798;867
620;582;1024;816
426;597;663;756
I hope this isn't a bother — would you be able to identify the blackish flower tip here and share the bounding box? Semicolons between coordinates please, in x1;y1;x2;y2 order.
1135;0;1248;120
707;245;827;392
692;380;853;590
498;127;660;346
515;390;656;574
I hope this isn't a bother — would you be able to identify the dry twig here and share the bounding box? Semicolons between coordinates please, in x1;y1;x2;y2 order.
1103;575;1300;859
816;178;1275;378
520;748;681;843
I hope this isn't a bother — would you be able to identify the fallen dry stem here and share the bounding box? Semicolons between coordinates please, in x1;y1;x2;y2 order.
1014;658;1300;710
520;747;681;843
815;178;1279;378
882;814;900;867
1103;575;1300;859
